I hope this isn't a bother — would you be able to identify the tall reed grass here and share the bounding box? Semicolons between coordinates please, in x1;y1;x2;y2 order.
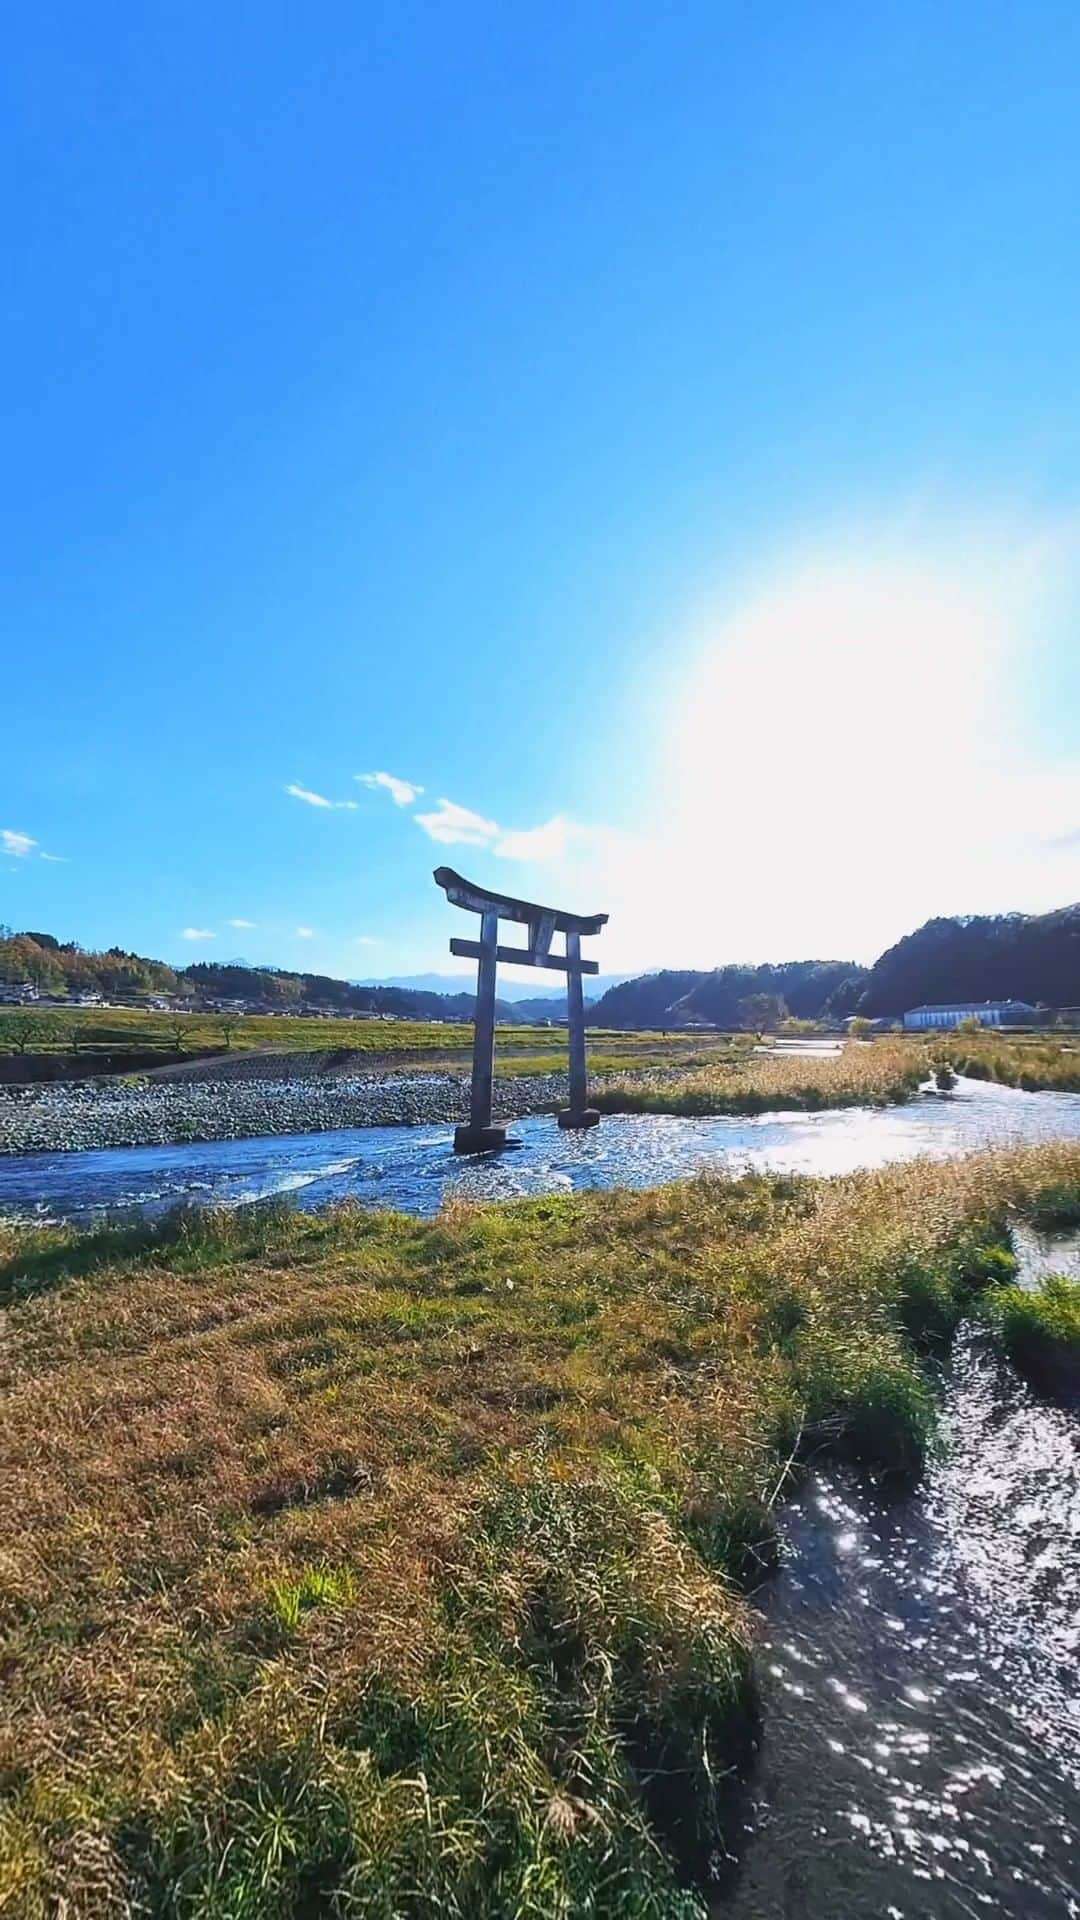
593;1037;926;1115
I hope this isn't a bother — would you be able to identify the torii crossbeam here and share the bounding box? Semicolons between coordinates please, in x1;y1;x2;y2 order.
434;866;609;1152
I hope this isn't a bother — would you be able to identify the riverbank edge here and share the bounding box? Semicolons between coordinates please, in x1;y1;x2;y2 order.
3;1147;1079;1912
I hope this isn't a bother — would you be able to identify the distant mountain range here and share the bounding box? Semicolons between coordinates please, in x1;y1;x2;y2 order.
589;960;866;1028
353;971;638;1003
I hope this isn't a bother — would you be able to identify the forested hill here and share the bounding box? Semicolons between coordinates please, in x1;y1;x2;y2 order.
589;961;866;1029
856;906;1080;1016
0;933;521;1023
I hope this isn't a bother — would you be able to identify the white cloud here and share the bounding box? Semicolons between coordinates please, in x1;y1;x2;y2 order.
2;829;36;858
355;935;382;946
413;797;602;866
357;771;424;807
295;925;316;939
181;927;216;941
494;816;573;862
39;852;66;863
227;918;257;929
285;783;358;811
414;797;502;846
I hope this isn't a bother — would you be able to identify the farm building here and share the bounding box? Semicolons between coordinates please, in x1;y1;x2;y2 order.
902;1000;1037;1031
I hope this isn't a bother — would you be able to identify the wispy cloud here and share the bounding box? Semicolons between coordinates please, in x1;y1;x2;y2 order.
358;770;424;807
413;797;587;864
1;828;65;863
414;798;501;847
295;925;315;939
355;935;382;946
493;817;572;862
226;917;257;929
285;783;358;811
181;927;215;941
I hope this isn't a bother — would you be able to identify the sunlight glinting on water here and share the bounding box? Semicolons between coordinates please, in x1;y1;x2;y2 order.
6;1078;1080;1225
718;1222;1080;1920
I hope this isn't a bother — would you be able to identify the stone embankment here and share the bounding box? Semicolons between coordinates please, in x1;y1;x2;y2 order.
0;1070;573;1156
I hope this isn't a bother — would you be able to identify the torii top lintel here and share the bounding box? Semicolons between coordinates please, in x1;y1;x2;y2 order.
432;867;608;938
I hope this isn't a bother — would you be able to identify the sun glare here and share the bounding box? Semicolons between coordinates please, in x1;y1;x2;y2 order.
582;538;1080;971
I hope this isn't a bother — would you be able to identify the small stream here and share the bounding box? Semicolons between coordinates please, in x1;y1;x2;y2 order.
722;1225;1080;1920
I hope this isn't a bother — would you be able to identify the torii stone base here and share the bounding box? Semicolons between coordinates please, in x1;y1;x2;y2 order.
453;1122;509;1155
558;1107;600;1130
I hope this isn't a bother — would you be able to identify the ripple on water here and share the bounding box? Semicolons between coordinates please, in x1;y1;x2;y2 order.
719;1229;1080;1920
6;1079;1080;1226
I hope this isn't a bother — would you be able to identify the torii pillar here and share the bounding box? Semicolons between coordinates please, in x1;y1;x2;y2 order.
433;866;608;1152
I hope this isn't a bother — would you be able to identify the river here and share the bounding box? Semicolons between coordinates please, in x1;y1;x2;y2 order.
4;1076;1080;1224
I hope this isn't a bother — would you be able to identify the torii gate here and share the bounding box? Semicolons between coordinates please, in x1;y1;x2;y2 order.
434;866;608;1152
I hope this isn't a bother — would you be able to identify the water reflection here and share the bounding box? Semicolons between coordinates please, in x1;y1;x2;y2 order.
722;1230;1080;1920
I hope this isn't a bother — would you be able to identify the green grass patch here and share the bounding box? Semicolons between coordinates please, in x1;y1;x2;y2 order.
984;1275;1080;1397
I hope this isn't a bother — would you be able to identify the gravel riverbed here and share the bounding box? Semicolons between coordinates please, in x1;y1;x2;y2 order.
0;1071;575;1156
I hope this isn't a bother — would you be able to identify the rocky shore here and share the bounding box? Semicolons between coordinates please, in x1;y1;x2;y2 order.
0;1069;573;1157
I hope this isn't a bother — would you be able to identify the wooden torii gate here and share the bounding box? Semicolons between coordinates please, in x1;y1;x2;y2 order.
434;866;608;1152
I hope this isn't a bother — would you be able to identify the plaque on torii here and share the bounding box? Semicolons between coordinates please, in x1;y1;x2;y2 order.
434;866;608;1153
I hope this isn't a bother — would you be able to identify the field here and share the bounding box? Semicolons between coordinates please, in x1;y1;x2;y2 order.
0;1003;747;1077
2;1142;1078;1916
0;1005;473;1057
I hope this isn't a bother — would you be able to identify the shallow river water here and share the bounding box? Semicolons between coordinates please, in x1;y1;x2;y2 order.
4;1076;1080;1223
722;1224;1080;1920
3;1079;1079;1917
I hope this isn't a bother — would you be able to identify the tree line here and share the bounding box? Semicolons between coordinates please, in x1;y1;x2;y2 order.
589;960;867;1029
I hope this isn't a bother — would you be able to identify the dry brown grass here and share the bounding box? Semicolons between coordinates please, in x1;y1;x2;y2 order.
594;1036;927;1115
2;1142;1079;1915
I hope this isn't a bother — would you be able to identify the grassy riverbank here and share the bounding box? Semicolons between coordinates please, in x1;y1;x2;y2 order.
594;1036;927;1116
593;1034;1080;1120
937;1030;1080;1094
3;1142;1079;1915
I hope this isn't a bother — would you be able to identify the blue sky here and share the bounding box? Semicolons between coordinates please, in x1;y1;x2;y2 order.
4;1;1079;980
